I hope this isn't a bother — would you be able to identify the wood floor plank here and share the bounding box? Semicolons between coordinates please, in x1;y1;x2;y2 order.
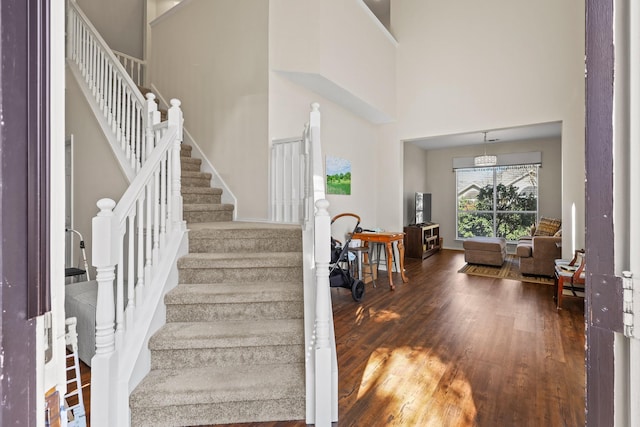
79;249;585;427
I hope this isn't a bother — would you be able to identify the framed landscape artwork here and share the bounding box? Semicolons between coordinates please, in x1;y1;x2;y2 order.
326;156;351;195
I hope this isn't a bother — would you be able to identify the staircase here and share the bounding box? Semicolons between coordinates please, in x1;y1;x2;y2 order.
129;144;306;426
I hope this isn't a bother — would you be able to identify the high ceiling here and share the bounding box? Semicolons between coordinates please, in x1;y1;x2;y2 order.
406;121;563;150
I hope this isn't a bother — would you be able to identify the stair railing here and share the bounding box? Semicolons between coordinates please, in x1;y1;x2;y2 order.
113;50;146;87
90;100;186;427
301;103;339;426
67;0;153;180
270;137;306;223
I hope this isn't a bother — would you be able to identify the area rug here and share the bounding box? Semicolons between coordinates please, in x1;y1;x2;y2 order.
458;254;554;285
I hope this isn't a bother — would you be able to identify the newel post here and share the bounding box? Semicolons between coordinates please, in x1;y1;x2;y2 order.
91;198;120;427
145;92;160;159
314;198;332;427
168;98;185;230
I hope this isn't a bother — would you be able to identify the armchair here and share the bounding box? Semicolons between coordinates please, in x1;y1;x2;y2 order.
516;217;562;277
554;250;586;309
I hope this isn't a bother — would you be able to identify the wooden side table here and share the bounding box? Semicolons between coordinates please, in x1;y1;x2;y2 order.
351;231;408;290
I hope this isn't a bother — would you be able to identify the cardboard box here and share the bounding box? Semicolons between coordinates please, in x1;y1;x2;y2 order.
362;262;378;284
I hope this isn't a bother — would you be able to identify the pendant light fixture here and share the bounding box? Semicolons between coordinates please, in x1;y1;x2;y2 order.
474;131;497;167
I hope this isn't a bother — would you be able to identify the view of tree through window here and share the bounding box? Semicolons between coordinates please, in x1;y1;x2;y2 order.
457;165;539;241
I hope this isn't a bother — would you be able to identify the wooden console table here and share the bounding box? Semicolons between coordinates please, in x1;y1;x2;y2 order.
351;231;408;290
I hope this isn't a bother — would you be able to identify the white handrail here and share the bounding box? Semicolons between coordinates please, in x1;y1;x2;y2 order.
67;0;152;176
113;50;146;87
90;100;186;427
302;103;338;426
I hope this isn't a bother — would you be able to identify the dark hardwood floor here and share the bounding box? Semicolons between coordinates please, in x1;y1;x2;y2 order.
80;249;586;427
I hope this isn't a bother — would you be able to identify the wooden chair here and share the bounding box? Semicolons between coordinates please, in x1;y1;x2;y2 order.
554;250;586;309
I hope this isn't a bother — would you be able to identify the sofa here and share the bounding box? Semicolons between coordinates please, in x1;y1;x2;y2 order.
516;217;562;277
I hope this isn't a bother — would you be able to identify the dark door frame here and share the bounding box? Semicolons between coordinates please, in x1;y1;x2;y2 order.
585;0;621;426
1;0;51;424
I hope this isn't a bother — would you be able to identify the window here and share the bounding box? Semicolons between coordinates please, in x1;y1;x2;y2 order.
456;164;539;241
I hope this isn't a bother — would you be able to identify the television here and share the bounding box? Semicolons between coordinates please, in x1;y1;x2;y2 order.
415;192;432;225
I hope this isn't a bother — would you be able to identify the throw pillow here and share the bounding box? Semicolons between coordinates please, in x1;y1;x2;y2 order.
534;217;562;236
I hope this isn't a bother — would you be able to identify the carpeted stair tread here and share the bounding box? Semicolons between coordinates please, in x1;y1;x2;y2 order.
149;319;303;350
184;203;235;212
130;363;305;408
187;221;300;236
183;170;212;179
165;282;302;304
181;186;222;194
181;157;202;171
178;252;302;269
181;157;201;165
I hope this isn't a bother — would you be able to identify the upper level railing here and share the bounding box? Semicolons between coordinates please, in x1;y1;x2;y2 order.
270;137;306;223
113;50;146;87
300;104;338;426
90;99;186;427
67;0;151;179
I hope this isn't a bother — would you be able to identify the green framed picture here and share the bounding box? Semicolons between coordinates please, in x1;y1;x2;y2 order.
326;156;351;195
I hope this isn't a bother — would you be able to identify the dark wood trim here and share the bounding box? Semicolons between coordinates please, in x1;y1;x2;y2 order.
27;0;51;318
585;0;617;425
0;0;42;424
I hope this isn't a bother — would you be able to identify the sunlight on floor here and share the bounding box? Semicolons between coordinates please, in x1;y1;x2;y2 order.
357;346;477;426
355;306;402;325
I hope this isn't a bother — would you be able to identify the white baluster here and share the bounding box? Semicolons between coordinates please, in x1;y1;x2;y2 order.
145;183;153;286
166;146;174;236
168;99;184;228
108;63;115;128
66;5;73;60
127;212;136;329
125;89;132;162
116;75;123;144
136;195;145;304
100;50;106;111
160;151;167;248
116;230;124;347
133;102;140;172
153;161;160;265
314;198;332;427
146;93;160;157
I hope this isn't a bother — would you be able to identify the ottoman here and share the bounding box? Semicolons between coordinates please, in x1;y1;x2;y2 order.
463;236;507;267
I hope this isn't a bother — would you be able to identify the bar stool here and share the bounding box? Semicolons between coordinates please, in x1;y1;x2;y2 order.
371;242;399;275
348;245;376;287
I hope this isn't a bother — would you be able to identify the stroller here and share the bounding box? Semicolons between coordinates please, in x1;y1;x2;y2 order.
329;213;365;302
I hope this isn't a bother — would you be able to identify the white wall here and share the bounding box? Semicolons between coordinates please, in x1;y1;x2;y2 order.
270;0;397;123
76;0;145;58
407;137;562;251
392;0;585;257
149;0;269;220
65;68;129;273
